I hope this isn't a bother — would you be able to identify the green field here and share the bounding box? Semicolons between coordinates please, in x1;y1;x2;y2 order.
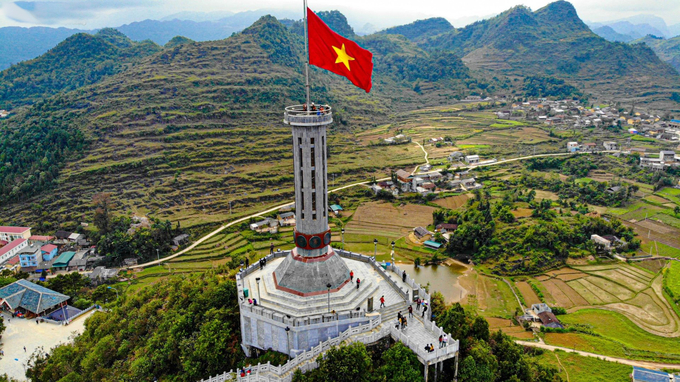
666;262;680;304
546;309;680;363
536;350;630;382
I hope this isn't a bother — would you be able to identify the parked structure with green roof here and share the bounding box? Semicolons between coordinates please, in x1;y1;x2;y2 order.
51;251;75;270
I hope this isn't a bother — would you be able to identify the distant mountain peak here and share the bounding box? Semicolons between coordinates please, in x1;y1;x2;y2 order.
242;15;301;67
379;17;453;42
165;36;194;48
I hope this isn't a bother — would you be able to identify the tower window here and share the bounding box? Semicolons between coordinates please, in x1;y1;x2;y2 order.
311;172;316;189
300;169;304;188
299;147;303;169
311;137;315;145
312;193;317;211
311;147;315;167
301;192;304;211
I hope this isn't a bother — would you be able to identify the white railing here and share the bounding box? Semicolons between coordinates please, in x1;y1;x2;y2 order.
283;105;333;126
201;316;383;382
388;322;459;363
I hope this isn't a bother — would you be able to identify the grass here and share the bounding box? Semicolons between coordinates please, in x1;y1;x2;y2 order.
666;261;680;297
547;309;680;362
535;350;631;382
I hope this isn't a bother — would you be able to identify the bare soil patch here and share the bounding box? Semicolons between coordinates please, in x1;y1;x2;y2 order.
516;281;542;306
434;194;472;209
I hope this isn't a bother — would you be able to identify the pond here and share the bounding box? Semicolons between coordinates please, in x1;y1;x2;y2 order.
398;262;468;303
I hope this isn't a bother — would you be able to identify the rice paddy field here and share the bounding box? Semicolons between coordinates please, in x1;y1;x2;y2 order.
523;262;680;363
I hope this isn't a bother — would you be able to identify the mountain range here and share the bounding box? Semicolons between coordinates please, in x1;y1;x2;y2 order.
1;0;679;229
0;9;300;71
589;14;680;40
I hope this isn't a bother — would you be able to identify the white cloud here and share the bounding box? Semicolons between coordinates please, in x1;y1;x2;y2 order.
0;0;678;30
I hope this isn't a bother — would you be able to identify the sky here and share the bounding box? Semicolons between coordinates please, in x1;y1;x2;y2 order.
0;0;679;30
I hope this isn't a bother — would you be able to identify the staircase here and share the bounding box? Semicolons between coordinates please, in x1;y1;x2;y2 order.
378;301;409;322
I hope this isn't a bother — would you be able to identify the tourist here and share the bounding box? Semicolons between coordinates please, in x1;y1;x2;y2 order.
253;298;258;306
439;335;443;348
380;295;385;308
270;243;274;255
248;298;253;304
24;346;26;352
350;270;354;282
402;317;407;329
429;344;435;353
356;278;361;289
303;103;308;111
402;270;406;282
443;334;448;347
408;305;413;318
397;311;402;321
422;304;428;318
245;257;249;268
416;298;421;311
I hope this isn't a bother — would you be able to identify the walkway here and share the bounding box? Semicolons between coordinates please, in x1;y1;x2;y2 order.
0;310;96;381
516;340;680;370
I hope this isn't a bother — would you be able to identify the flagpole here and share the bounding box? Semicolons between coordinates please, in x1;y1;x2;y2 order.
303;0;311;108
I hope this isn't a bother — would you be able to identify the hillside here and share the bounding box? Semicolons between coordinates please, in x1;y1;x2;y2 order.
0;26;85;70
633;35;680;74
592;26;634;43
424;1;680;106
379;18;454;43
0;15;474;230
0;29;161;109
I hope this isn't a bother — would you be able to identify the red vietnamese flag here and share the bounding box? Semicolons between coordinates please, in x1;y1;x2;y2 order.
307;8;373;93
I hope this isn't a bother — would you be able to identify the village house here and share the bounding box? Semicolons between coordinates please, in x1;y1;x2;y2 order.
566;142;579;152
603;141;618;151
172;234;190;247
581;143;597;152
0;279;70;318
660;150;676;163
18;243;43;269
249;218;277;232
88;266;120;285
435;223;458;233
277;212;296;227
464;155;480;165
0;239;28;264
413;227;432;242
0;226;32;242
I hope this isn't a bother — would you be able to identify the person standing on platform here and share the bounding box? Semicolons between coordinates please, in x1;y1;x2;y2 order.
350;270;354;282
356;278;361;289
408;305;413;318
380;295;385;308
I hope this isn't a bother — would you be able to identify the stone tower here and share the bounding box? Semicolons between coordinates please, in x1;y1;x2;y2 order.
273;104;351;296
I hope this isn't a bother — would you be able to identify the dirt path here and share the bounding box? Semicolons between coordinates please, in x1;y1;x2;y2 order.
554;352;569;382
516;340;680;370
412;141;429;175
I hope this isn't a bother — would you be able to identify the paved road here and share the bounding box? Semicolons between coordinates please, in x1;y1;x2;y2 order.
133;150;618;269
516;340;680;370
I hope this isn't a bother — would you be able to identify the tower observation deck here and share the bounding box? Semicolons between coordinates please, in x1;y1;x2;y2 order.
273;105;352;296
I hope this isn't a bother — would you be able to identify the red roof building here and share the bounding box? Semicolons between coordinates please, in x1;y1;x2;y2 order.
29;235;54;242
0;239;28;264
0;226;32;242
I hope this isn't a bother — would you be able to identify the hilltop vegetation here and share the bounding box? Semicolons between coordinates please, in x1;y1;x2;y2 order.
633;35;680;74
378;18;453;43
27;273;242;382
420;1;680;104
0;29;160;109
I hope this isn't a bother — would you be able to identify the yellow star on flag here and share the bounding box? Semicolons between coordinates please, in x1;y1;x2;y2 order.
333;44;355;71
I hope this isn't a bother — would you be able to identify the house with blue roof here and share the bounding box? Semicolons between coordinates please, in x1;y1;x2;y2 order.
0;279;69;317
632;366;680;382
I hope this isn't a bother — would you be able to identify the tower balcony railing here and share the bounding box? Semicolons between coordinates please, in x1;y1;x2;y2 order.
284;105;333;126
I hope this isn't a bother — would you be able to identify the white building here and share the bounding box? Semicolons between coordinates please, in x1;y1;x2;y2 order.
567;142;579;152
603;141;618;151
0;226;32;243
465;155;480;164
660;151;676;163
0;239;28;264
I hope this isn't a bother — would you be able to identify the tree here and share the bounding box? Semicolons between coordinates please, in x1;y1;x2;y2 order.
459;355;494;382
375;342;423;382
675;206;680;217
93;193;114;236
